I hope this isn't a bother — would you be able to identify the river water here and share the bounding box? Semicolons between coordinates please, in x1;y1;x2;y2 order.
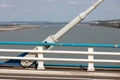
0;23;120;65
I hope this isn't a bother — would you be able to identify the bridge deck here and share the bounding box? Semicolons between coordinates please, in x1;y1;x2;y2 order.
0;66;119;80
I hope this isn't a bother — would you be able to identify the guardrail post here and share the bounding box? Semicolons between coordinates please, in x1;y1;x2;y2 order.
87;48;95;71
36;46;45;70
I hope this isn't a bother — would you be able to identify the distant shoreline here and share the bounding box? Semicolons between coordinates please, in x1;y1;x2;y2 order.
0;25;41;32
90;19;120;28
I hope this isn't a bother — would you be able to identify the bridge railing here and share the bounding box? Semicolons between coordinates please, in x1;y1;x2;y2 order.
0;42;120;71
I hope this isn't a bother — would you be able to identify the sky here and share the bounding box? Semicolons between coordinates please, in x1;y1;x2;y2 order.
0;0;119;22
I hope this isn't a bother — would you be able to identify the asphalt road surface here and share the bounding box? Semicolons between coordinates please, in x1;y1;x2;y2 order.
0;67;119;80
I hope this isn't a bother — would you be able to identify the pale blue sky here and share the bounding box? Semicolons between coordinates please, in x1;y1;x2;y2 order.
0;0;119;22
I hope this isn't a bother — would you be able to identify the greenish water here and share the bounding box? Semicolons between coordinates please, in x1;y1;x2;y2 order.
0;24;120;65
0;24;120;49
